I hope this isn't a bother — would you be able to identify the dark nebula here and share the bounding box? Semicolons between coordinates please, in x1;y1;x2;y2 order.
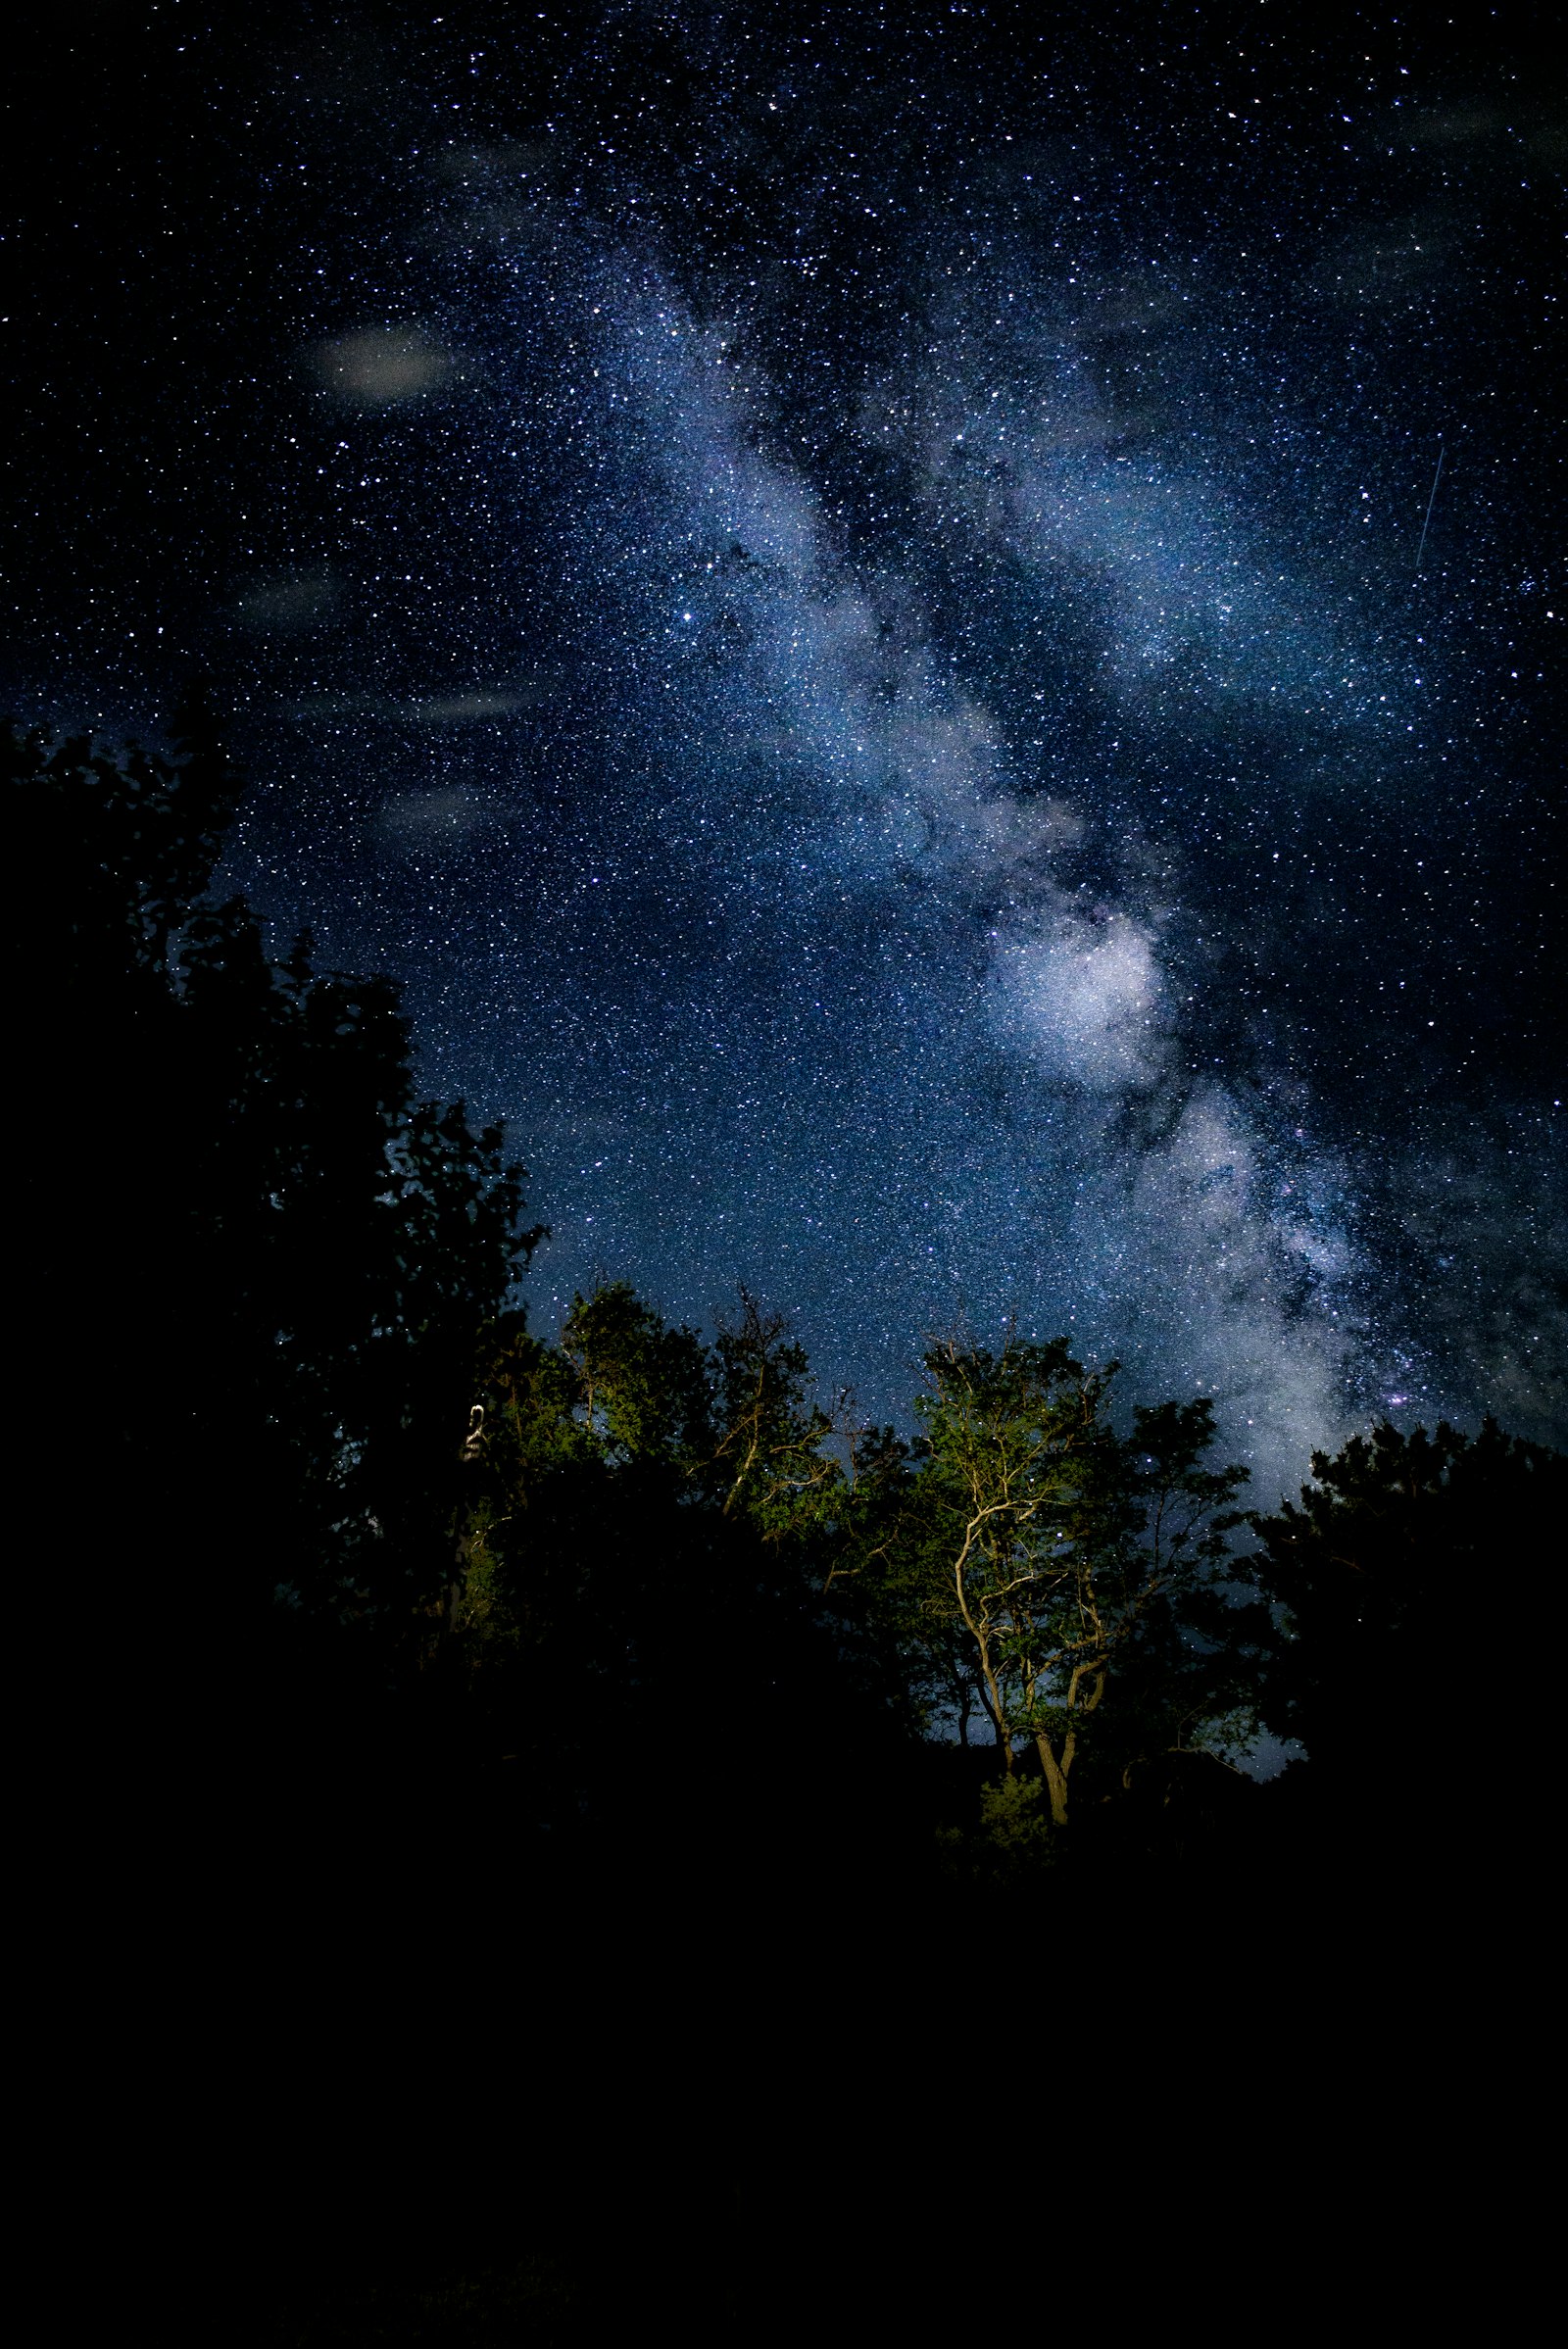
6;2;1563;1495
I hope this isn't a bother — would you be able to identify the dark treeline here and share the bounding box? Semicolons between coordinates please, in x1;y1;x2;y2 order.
15;717;1559;2338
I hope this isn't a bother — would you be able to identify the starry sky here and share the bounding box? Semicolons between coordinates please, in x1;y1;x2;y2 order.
6;2;1563;1498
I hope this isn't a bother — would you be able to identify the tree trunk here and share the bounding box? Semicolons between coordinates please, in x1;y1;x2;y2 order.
1034;1663;1105;1829
1035;1731;1072;1828
961;1599;1013;1773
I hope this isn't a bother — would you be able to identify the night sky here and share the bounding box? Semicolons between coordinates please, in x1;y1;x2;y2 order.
7;3;1563;1499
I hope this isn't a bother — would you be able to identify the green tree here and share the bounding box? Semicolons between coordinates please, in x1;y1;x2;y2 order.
446;1282;922;1837
561;1280;716;1473
870;1337;1253;1832
705;1290;849;1542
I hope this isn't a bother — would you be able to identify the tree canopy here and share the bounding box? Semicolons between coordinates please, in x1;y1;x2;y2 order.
10;712;539;1755
1249;1414;1568;1806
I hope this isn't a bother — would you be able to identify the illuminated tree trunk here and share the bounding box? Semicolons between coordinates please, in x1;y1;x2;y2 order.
953;1531;1015;1775
1035;1731;1072;1828
1033;1664;1104;1828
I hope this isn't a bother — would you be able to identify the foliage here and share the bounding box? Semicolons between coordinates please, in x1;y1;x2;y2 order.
860;1338;1257;1829
8;715;542;1703
1248;1415;1568;1786
6;691;241;984
442;1280;912;1831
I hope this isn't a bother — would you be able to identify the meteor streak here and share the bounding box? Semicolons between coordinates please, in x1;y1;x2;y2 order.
1414;441;1446;576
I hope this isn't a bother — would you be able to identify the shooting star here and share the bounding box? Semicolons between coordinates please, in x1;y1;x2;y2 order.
1414;441;1445;576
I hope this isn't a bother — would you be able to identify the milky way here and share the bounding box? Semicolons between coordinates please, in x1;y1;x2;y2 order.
6;6;1563;1497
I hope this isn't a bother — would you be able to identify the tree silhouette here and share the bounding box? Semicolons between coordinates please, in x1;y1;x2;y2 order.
8;710;540;1762
1248;1416;1568;1828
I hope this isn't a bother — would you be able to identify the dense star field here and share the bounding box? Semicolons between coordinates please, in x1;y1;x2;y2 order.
6;3;1563;1498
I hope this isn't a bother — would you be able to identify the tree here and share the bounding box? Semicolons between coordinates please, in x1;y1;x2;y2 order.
444;1281;923;1842
868;1337;1254;1833
705;1289;850;1542
1248;1416;1568;1801
7;713;541;1747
